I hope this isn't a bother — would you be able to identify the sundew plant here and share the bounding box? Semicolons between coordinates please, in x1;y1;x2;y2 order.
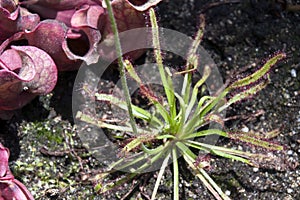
76;2;286;200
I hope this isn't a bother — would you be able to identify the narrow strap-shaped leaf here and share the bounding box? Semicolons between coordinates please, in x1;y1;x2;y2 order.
184;95;213;133
181;15;205;103
151;153;170;200
76;111;137;132
186;140;253;159
95;93;163;126
122;134;156;153
150;8;176;120
229;53;286;89
228;131;284;151
218;80;268;112
95;173;137;194
182;151;229;200
172;148;179;200
204;114;225;128
187;14;205;60
174;92;186;134
133;142;171;173
124;59;142;84
153;101;171;126
115;152;149;172
176;142;197;160
185;65;211;121
124;59;162;103
184;129;228;139
198;168;231;200
209;149;251;165
141;143;165;154
156;134;176;140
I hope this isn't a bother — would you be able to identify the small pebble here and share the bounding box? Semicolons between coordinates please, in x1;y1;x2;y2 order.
241;126;249;133
253;167;259;172
227;19;233;25
253;176;260;183
287;188;293;194
225;190;231;196
283;93;290;99
287;150;293;155
291;69;297;78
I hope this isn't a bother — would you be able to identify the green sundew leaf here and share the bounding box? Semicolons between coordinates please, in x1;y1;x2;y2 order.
124;60;164;104
114;60;172;127
176;142;197;160
184;129;228;139
181;15;205;105
95;173;137;194
186;140;254;158
264;128;280;139
183;153;228;200
187;14;205;60
181;69;192;105
95;93;163;126
181;54;198;105
154;101;171;126
76;111;136;132
186;90;227;134
151;153;171;200
122;134;156;153
194;95;214;115
156;134;176;140
113;135;125;139
218;80;268;112
172;148;179;200
124;59;142;84
209;149;251;165
204;113;225;128
229;52;286;89
150;8;176;120
141;143;165;154
183;140;208;152
174;92;186;134
198;90;227;119
114;152;149;172
184;92;226;136
184;95;214;134
114;146;166;173
185;65;211;121
165;67;177;120
198;168;231;200
228;132;284;151
132;141;172;173
185;140;251;165
196;95;216;112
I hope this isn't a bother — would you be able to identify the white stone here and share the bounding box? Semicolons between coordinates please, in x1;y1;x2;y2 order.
291;69;297;78
287;150;293;155
225;190;231;196
253;167;259;172
241;126;249;133
287;188;293;193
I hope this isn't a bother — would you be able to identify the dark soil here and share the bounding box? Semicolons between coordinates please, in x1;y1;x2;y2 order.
1;0;300;199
